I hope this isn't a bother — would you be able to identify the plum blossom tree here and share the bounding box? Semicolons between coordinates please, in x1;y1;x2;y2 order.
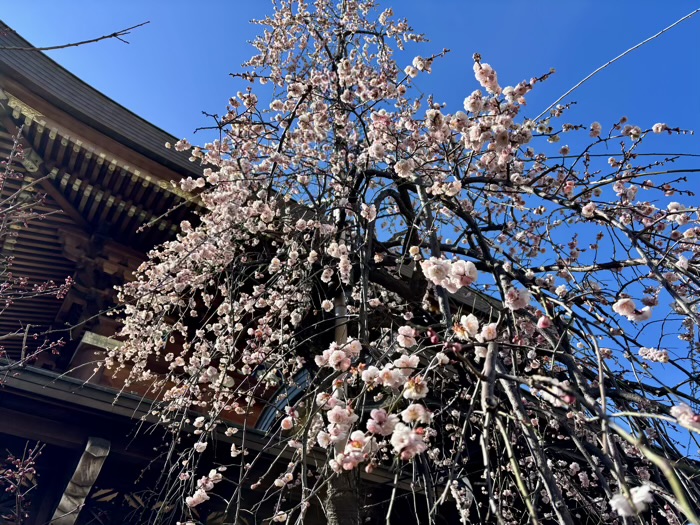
110;1;700;523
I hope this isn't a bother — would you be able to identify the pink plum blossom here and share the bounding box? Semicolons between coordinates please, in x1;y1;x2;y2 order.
367;409;399;436
396;326;417;348
390;423;428;460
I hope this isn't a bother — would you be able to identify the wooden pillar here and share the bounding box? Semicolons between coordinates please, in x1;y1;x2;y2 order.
51;437;110;525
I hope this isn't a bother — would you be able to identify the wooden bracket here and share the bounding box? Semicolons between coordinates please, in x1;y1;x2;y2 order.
51;437;111;525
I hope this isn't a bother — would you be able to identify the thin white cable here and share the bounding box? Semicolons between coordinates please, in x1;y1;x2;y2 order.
535;8;700;121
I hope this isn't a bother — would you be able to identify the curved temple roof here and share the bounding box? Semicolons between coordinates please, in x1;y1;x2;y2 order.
0;20;200;178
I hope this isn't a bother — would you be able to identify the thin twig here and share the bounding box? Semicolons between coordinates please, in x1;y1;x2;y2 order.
0;22;150;52
535;8;700;121
19;323;30;364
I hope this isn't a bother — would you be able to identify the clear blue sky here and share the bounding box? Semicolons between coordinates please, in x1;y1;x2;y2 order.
3;1;699;162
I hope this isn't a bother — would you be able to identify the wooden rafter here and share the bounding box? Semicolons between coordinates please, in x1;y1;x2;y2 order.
0;111;90;231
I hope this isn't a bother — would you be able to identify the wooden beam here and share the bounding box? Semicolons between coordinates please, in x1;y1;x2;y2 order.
0;407;86;449
51;437;110;525
79;331;123;352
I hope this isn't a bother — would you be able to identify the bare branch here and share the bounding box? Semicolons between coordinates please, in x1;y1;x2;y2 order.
0;22;150;52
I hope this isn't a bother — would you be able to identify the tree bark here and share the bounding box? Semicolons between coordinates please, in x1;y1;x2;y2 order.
325;470;360;525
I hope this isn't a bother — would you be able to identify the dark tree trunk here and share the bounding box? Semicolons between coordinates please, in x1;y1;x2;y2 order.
324;471;360;525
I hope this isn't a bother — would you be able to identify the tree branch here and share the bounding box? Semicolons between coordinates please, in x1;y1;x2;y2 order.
0;22;150;52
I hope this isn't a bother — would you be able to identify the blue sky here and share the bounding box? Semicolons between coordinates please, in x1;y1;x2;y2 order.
3;1;699;160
